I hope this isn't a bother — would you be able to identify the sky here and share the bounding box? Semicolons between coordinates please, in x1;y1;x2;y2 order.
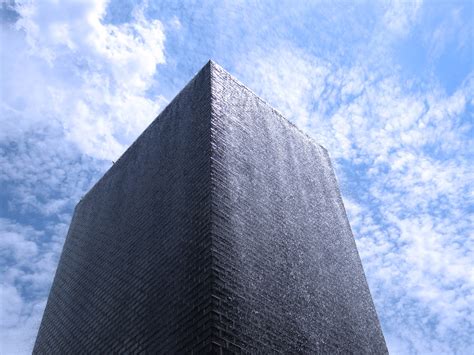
0;0;473;353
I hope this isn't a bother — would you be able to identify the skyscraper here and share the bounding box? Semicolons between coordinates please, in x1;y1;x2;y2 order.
34;61;387;354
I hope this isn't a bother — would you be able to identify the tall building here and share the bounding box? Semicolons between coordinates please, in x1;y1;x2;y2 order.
34;61;387;354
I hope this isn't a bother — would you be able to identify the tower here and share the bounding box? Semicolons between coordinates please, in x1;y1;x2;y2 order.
34;61;387;353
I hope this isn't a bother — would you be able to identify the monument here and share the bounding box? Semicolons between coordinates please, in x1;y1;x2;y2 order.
34;61;387;353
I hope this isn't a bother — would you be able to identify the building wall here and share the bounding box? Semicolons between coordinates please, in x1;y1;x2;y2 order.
34;64;215;353
34;61;387;354
209;63;387;353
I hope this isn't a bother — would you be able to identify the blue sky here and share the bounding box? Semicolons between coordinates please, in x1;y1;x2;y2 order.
1;0;473;353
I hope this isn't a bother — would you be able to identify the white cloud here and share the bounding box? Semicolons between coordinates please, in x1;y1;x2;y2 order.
1;0;166;160
168;15;182;30
0;218;64;353
0;282;46;355
381;0;423;37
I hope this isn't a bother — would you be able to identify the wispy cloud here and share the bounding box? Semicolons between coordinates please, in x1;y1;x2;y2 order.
0;218;66;354
381;0;423;37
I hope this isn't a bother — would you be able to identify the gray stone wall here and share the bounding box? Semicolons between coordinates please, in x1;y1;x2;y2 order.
209;63;387;353
34;61;387;354
34;63;214;353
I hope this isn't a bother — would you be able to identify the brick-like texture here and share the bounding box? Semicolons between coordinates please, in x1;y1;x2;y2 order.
34;61;387;354
209;64;387;354
34;63;214;354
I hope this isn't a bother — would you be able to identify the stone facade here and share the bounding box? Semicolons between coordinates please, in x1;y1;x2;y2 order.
34;61;387;354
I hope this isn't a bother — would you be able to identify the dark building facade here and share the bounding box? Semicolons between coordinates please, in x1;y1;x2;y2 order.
34;61;387;354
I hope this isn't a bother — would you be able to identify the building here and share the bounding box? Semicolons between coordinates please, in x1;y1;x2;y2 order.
34;61;387;354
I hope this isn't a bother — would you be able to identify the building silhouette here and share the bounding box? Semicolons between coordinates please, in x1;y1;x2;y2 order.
34;61;387;354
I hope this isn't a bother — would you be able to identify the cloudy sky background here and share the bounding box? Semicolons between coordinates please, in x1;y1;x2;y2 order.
1;0;473;353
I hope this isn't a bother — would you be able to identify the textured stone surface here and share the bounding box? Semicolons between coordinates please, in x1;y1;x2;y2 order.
34;61;388;354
